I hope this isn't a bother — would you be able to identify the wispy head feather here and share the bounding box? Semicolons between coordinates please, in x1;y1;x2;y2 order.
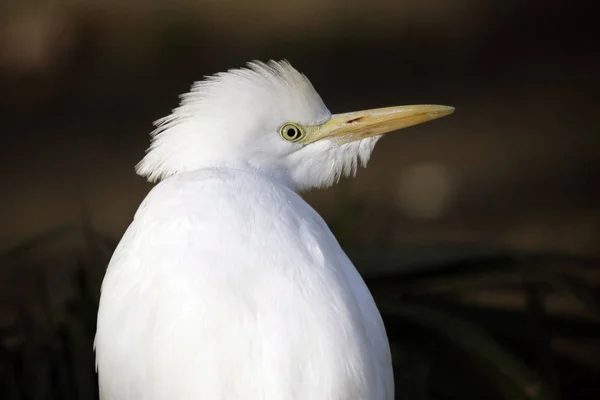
135;60;380;191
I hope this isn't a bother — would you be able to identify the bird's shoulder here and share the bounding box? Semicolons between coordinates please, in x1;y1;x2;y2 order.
126;167;333;254
135;167;311;221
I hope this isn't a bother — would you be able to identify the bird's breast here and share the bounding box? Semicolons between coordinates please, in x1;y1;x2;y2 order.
95;171;387;400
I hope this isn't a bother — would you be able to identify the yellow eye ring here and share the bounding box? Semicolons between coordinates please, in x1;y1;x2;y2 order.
279;123;305;143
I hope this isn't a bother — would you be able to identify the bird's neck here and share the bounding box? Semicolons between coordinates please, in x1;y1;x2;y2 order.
188;160;295;190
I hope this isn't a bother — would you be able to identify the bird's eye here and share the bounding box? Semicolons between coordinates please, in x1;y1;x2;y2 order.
279;123;305;143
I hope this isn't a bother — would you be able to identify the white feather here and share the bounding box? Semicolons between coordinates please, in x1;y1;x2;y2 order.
95;60;393;400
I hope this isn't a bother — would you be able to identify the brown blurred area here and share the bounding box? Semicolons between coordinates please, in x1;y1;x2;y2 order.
0;0;599;398
1;0;598;256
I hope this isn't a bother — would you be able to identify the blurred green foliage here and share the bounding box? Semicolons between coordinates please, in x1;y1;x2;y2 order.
1;217;599;399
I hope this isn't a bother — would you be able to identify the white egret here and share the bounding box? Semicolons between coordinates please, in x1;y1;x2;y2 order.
94;60;454;400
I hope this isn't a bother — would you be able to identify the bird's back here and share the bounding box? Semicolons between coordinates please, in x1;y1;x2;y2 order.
95;167;393;400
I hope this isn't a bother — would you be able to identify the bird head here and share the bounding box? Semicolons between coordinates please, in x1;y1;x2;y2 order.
136;60;454;191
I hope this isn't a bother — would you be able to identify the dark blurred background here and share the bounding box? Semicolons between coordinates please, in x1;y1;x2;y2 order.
1;0;599;399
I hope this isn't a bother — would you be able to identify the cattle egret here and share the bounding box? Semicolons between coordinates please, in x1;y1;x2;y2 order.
94;60;454;400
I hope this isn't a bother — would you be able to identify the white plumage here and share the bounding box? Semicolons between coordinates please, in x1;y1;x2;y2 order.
94;60;453;400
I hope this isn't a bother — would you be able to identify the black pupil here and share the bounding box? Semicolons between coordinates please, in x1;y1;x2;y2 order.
286;127;297;138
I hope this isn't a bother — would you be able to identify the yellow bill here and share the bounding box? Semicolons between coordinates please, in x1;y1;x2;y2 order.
306;104;455;144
